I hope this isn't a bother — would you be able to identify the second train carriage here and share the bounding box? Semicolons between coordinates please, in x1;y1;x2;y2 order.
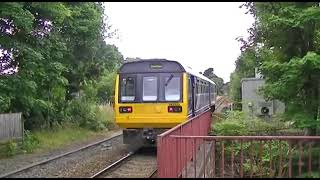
114;59;217;144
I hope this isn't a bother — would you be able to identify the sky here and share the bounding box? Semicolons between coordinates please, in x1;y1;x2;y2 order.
104;2;255;82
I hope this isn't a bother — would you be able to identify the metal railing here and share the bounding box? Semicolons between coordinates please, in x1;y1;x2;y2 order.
157;110;212;178
169;135;320;178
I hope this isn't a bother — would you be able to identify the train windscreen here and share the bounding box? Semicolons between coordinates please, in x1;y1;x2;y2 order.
143;76;158;101
164;75;181;101
120;76;136;102
119;73;182;103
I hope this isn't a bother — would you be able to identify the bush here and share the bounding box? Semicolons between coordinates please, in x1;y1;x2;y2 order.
22;130;40;153
68;98;95;130
211;111;251;135
210;111;309;177
4;140;18;157
96;105;115;130
96;71;117;104
302;172;320;178
67;98;115;131
211;111;293;136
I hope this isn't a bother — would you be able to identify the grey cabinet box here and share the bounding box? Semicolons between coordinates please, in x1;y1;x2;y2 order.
241;78;285;117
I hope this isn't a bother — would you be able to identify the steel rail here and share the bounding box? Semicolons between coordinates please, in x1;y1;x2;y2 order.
148;169;157;178
90;152;134;178
0;133;123;178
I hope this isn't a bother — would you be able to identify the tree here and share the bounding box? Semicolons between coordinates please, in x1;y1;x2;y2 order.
203;67;224;95
229;47;259;110
0;2;71;128
238;2;320;134
0;2;123;129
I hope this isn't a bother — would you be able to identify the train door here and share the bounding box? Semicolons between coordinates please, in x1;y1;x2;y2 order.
189;75;195;117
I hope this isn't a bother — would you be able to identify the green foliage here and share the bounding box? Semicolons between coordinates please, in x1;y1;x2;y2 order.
211;110;305;177
229;48;258;109
31;2;72;24
0;96;11;112
302;172;320;178
0;2;123;130
229;72;242;110
234;2;320;133
4;140;18;157
96;105;115;130
67;97;115;131
96;70;117;104
212;111;291;136
68;98;98;131
256;3;320;134
21;130;40;153
212;111;247;135
30;122;116;153
225;140;290;177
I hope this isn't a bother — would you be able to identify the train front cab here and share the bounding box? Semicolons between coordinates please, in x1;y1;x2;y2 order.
114;60;216;145
115;61;189;145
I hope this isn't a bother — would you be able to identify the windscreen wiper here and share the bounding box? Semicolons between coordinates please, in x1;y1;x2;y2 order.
165;74;174;86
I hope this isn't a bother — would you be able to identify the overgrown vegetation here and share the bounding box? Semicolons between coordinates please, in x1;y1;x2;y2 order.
0;105;114;158
225;2;320;177
1;130;40;157
229;48;257;110
210;111;319;178
211;111;299;136
0;3;122;131
230;2;320;134
4;140;18;157
21;130;40;153
32;119;115;152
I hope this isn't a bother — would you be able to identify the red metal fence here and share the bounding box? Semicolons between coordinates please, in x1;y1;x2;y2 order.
157;109;320;178
166;135;320;178
157;110;212;178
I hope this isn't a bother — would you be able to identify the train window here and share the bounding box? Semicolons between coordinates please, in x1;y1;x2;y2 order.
201;83;204;93
143;76;158;101
120;77;135;102
164;76;181;101
188;77;192;112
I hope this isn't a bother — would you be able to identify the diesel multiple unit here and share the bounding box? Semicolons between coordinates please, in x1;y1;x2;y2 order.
114;59;216;144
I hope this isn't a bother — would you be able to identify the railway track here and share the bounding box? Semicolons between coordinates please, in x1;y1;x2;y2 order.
215;95;232;113
0;133;123;178
91;147;157;178
148;169;158;178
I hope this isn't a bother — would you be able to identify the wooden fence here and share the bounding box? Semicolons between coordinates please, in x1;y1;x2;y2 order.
0;113;23;142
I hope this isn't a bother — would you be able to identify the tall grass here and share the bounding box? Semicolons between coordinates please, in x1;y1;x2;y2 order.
32;125;95;152
33;104;116;152
97;104;116;129
0;104;116;158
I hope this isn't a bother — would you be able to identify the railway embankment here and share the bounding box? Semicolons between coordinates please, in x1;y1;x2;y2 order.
0;129;125;177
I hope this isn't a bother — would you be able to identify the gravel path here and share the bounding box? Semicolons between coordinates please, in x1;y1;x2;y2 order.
0;129;130;178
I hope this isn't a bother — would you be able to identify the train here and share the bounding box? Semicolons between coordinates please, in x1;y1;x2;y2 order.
114;59;217;145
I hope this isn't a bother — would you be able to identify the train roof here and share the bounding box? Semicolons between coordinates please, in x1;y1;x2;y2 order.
119;58;216;85
179;61;216;85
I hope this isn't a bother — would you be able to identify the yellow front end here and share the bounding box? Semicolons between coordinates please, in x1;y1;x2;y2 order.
114;73;189;129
